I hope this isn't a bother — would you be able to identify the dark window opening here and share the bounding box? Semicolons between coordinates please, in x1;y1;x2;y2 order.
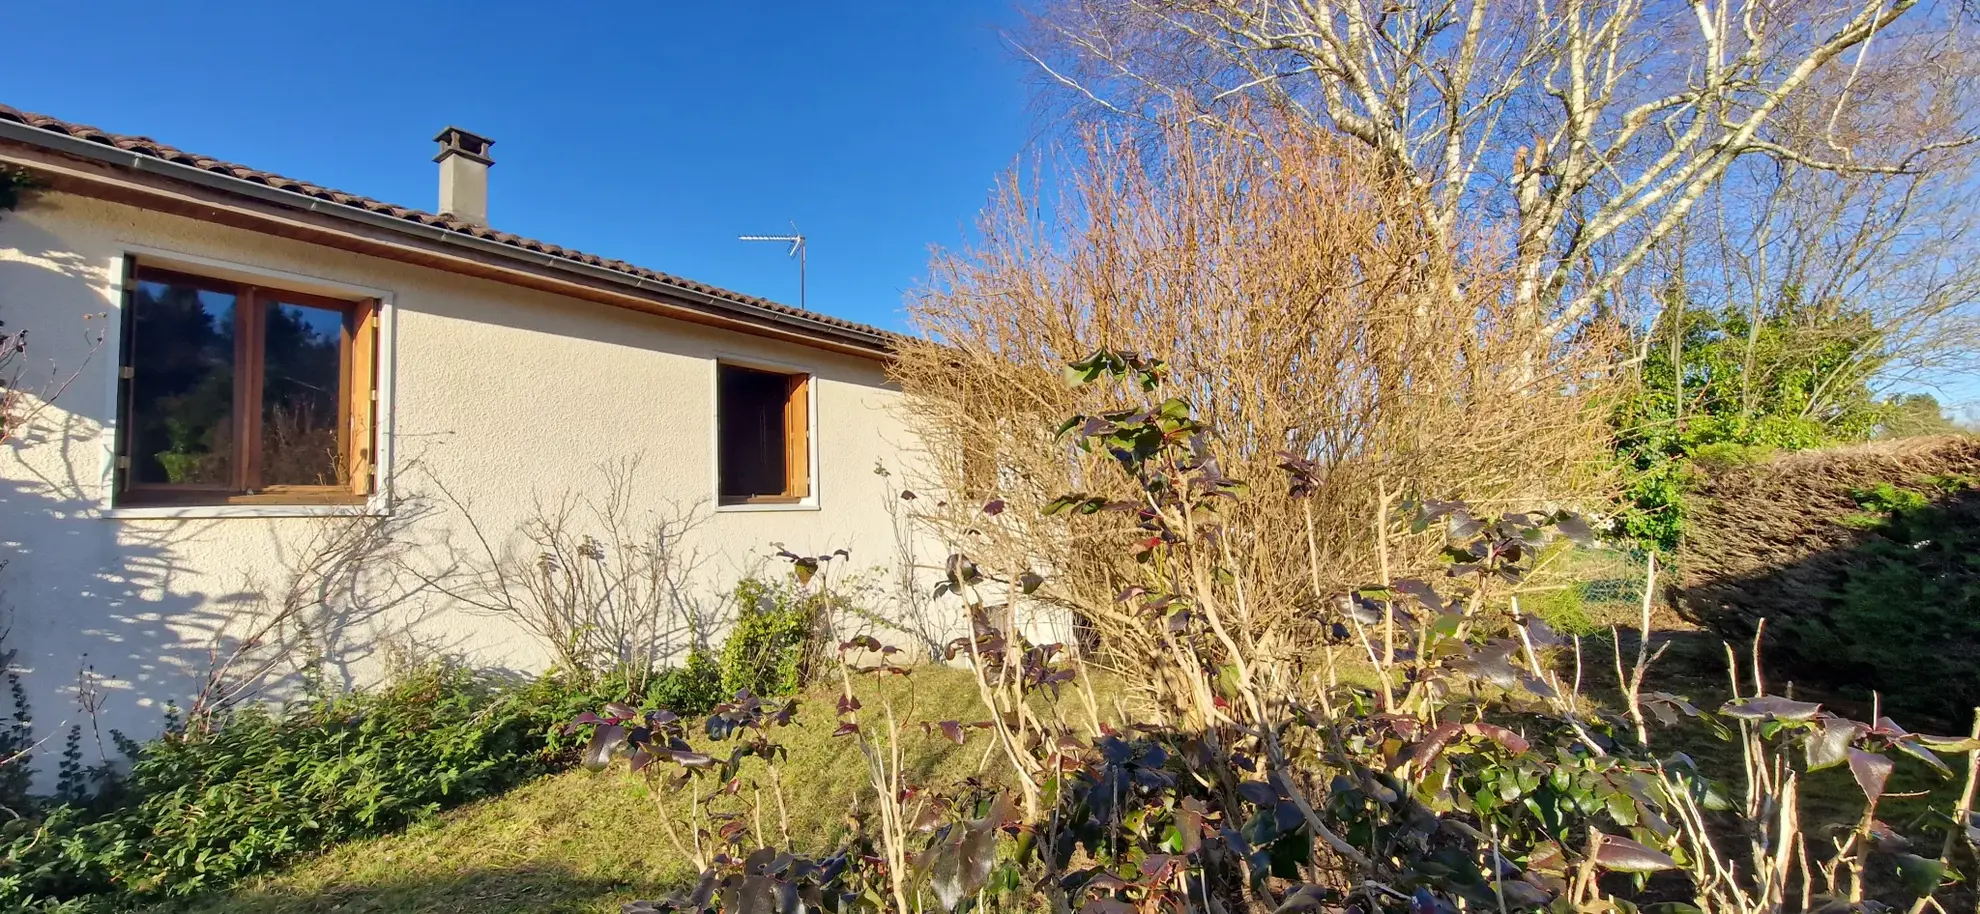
718;364;809;504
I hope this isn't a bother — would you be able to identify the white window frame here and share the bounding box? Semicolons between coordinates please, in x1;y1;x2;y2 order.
96;246;398;519
709;351;820;513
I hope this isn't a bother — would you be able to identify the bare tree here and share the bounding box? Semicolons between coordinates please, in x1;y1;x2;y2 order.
1670;125;1980;415
1021;0;1980;348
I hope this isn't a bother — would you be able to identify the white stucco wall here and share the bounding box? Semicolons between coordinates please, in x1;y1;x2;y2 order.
0;191;970;776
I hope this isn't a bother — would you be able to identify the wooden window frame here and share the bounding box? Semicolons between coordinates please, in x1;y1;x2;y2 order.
716;363;812;507
116;263;379;507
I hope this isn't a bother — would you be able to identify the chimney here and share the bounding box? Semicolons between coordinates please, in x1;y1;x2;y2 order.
433;126;494;225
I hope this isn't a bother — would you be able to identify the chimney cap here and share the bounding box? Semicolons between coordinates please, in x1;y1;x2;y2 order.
433;126;494;165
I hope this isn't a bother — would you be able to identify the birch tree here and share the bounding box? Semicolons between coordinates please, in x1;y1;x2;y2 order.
1021;0;1979;346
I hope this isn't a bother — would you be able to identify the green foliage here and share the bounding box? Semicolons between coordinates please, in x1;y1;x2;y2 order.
1878;393;1964;439
649;647;726;717
1614;294;1890;552
1522;583;1598;637
0;664;597;910
718;577;821;699
1779;475;1980;720
0;166;36;216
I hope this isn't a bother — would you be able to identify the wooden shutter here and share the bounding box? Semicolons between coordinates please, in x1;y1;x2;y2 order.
346;301;379;496
783;373;810;498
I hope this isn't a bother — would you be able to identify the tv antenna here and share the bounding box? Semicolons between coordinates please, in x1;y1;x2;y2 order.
738;224;807;309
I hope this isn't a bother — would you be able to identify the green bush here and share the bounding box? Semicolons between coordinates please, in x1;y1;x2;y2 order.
0;664;591;909
1612;297;1890;553
650;646;726;715
718;577;822;698
0;574;823;910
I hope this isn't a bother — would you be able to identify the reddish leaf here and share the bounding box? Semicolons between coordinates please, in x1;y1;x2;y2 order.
1805;718;1862;771
1393;722;1463;775
1553;512;1597;547
1591;833;1678;872
1463;722;1531;755
1138;853;1180;878
1849;748;1895;804
582;724;626;772
1722;696;1823;722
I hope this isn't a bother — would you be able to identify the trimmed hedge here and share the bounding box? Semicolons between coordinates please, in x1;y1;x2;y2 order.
1676;435;1980;721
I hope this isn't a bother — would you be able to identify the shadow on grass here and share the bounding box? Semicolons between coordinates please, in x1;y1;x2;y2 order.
1579;625;1971;868
176;865;640;914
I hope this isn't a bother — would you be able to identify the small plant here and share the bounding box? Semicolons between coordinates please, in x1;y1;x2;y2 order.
572;687;800;873
722;574;826;699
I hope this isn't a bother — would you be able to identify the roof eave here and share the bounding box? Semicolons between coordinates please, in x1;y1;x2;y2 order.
0;118;896;359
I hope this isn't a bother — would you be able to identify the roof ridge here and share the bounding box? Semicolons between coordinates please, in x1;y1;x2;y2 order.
0;103;894;343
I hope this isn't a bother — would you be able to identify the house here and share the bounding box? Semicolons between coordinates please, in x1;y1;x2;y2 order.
0;104;971;763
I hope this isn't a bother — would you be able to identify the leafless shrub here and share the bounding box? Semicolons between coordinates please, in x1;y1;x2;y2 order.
185;499;434;731
892;112;1618;661
425;458;716;692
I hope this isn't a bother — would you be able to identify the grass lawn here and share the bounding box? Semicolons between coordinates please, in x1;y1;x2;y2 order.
170;667;1040;914
157;564;1974;914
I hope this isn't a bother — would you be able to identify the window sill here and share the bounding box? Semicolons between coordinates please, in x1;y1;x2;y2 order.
102;502;386;520
715;500;821;514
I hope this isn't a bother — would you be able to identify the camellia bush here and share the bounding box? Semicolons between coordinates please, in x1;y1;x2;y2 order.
572;352;1980;914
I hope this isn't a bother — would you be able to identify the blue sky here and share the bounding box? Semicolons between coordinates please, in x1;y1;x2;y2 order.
4;1;1036;332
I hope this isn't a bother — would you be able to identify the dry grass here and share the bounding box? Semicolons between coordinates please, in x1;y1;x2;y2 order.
168;667;1051;914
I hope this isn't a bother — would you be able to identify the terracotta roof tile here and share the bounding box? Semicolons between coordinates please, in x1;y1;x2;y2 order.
0;104;893;345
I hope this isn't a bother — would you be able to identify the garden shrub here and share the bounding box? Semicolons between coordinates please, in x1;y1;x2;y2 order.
574;352;1980;914
0;663;596;909
718;577;821;699
1611;297;1891;553
649;646;727;716
1678;436;1980;721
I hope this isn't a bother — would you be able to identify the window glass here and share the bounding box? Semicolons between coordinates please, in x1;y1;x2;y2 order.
128;278;236;486
118;263;376;506
719;365;791;499
260;300;346;486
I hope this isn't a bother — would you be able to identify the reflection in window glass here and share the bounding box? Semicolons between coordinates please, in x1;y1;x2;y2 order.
260;300;346;486
129;279;236;486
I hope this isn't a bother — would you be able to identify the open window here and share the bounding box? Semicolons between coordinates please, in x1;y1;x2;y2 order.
115;262;379;506
717;363;810;505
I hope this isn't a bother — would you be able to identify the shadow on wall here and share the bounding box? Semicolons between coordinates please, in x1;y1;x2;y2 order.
1;462;469;786
1;213;450;785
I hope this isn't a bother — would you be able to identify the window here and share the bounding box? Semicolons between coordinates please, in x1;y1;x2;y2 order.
717;363;810;504
116;263;379;506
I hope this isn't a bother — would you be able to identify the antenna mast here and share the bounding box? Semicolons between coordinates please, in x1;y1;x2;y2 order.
738;225;807;310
